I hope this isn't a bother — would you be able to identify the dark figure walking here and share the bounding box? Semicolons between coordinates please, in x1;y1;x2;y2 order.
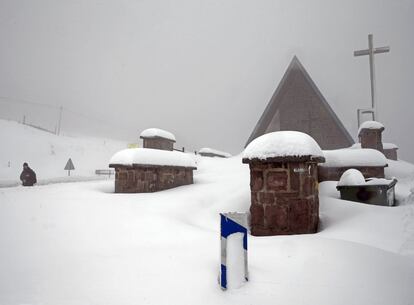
20;162;37;186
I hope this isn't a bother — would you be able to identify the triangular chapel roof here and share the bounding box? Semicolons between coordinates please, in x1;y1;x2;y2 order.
246;56;354;149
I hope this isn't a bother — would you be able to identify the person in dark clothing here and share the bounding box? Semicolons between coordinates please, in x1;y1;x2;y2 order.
20;162;37;186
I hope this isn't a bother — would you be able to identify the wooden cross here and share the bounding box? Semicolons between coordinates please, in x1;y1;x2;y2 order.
354;34;390;121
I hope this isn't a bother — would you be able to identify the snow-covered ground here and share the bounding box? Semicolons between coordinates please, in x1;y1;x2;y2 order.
0;119;127;186
1;149;414;304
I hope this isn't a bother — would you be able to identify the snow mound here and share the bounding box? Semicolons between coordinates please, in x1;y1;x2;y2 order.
351;143;398;149
358;120;384;134
243;131;324;160
338;169;366;186
140;128;176;142
199;147;232;158
365;178;396;185
109;148;196;168
321;148;387;167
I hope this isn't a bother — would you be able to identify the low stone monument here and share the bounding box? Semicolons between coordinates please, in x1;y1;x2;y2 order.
318;148;388;182
109;148;196;193
140;128;176;151
242;131;325;236
357;121;398;160
358;121;385;152
336;169;397;206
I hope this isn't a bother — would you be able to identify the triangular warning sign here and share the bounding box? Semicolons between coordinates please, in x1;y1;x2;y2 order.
64;158;75;170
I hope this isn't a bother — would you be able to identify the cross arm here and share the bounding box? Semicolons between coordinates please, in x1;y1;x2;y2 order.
354;46;390;57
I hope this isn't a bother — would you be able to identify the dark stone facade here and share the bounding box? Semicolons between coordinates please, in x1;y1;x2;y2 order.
384;148;398;161
359;128;384;153
111;165;194;193
246;56;354;150
318;166;385;182
243;157;322;236
141;137;175;151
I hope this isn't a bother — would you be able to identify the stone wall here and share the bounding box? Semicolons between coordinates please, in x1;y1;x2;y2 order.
359;129;383;152
384;148;398;161
142;138;174;151
114;165;194;193
248;160;319;236
318;166;385;182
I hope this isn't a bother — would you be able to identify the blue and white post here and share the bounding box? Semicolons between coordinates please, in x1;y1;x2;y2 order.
220;212;249;290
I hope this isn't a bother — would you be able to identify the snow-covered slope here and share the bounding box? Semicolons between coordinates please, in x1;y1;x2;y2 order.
1;154;414;305
0;119;127;185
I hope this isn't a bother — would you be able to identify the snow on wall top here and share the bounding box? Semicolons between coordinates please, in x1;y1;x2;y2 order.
358;121;384;134
243;131;324;160
337;169;395;187
351;143;398;150
338;169;366;186
199;147;232;158
321;148;388;167
109;148;196;168
140;128;176;141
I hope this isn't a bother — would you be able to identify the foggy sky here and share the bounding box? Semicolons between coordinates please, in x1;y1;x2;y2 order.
0;0;413;161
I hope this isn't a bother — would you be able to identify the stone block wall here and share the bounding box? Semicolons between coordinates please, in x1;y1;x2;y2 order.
142;138;174;151
384;148;398;161
114;165;194;193
359;129;384;152
318;166;385;182
248;161;319;236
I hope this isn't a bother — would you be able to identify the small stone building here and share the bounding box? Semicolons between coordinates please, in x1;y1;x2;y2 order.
357;120;398;160
140;128;176;151
243;131;325;236
318;149;387;182
109;148;196;193
358;121;385;153
383;143;398;161
198;148;232;158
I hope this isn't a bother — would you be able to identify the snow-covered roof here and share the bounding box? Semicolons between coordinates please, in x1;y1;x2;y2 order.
351;143;398;150
321;148;388;168
109;148;196;168
358;121;385;135
243;131;324;161
199;147;232;158
140;128;176;142
337;169;366;186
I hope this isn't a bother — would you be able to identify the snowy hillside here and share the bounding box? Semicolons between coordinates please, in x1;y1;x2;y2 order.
1;152;414;304
0;119;128;186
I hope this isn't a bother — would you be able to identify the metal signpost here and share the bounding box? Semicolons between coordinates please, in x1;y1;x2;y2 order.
354;34;390;125
219;212;249;290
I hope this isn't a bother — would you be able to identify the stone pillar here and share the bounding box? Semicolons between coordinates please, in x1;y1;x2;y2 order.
243;156;324;236
359;126;384;153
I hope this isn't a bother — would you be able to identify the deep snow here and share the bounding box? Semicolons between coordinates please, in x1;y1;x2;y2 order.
0;119;127;186
0;154;414;305
1;120;414;305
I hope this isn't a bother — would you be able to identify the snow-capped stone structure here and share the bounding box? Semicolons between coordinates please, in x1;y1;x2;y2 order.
336;169;397;206
198;148;231;158
242;131;325;236
318;148;387;182
109;148;196;193
383;143;398;161
356;120;399;160
140;128;176;151
358;120;385;153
